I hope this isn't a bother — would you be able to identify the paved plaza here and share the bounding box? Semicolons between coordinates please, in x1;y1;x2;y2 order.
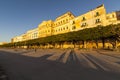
0;48;120;80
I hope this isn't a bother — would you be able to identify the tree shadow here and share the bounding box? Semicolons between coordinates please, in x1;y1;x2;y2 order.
56;52;66;62
66;50;80;65
0;50;120;80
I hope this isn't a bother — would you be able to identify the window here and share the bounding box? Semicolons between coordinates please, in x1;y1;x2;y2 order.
61;28;62;31
95;12;100;17
112;14;115;18
63;20;65;23
82;17;86;21
96;12;100;16
72;26;76;30
72;21;75;24
61;21;62;24
69;13;71;16
63;27;65;30
66;19;68;22
95;19;101;23
81;23;87;27
66;26;68;29
58;22;60;25
106;16;110;19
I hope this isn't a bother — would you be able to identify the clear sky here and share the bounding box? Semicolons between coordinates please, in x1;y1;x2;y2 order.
0;0;120;42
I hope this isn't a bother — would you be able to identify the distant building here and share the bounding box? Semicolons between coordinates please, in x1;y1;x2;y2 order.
11;36;22;43
11;4;120;43
26;28;38;40
11;28;38;42
0;42;7;45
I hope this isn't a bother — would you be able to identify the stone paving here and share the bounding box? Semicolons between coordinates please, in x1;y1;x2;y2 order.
0;48;120;80
0;65;8;80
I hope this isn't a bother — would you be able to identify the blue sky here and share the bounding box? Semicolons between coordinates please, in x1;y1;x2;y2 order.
0;0;120;42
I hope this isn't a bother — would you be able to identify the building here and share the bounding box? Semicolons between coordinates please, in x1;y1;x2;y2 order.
11;4;120;43
0;42;7;45
38;20;53;38
53;12;75;35
11;28;38;42
106;11;120;25
71;4;107;31
26;28;38;40
11;36;23;43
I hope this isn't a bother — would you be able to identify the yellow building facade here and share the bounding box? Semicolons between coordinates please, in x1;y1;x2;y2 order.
11;4;120;47
11;36;23;43
0;42;7;45
11;28;38;42
53;12;75;35
38;20;53;37
26;28;38;40
106;11;120;25
71;4;107;31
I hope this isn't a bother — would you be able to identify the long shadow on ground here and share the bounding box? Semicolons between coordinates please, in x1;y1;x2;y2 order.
0;50;120;80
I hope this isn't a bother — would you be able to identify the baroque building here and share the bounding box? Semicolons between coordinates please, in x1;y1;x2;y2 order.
38;20;53;38
11;4;120;43
53;12;75;35
71;4;107;31
12;28;38;42
106;11;120;25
